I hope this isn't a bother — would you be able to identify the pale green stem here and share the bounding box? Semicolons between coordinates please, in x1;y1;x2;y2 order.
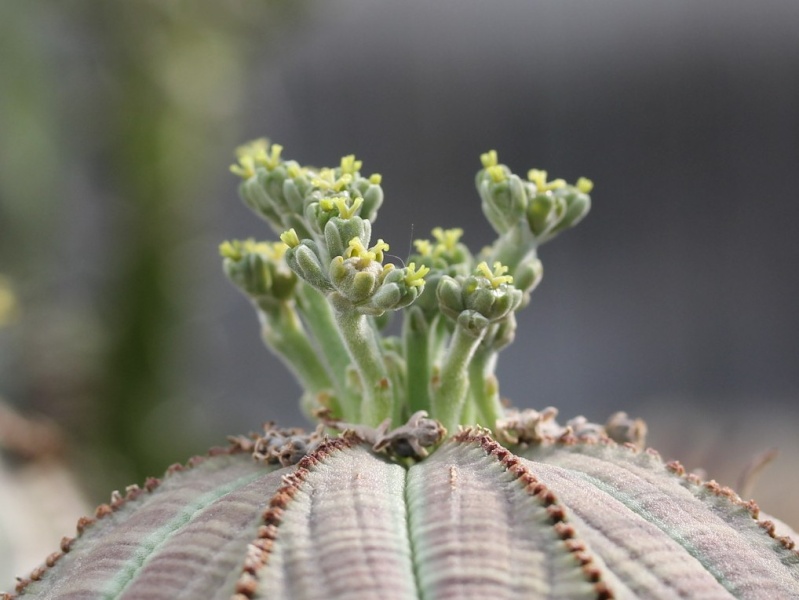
295;284;351;395
334;309;393;426
256;302;334;396
432;324;486;434
429;314;451;367
468;347;504;430
490;223;537;274
460;395;477;424
385;351;406;427
403;307;431;415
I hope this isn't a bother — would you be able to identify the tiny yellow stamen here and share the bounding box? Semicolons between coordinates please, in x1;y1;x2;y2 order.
346;237;369;259
413;239;433;256
404;262;430;288
231;140;284;178
219;240;240;260
230;156;255;179
476;261;514;289
369;173;382;184
257;241;289;261
219;239;288;262
371;239;389;262
312;168;352;192
480;150;499;168
528;169;567;192
380;263;396;281
340;154;363;175
487;165;506;183
280;228;301;248
334;173;353;191
346;237;390;266
576;177;594;194
332;196;363;219
286;163;302;179
257;143;283;170
431;227;463;252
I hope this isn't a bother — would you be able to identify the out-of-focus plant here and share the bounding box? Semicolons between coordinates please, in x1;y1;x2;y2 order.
0;0;305;494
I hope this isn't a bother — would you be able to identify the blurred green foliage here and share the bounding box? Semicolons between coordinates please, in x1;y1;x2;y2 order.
0;0;306;497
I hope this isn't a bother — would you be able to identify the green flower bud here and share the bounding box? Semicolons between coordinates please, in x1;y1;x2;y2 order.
324;215;372;261
371;283;402;311
352;270;381;304
258;167;290;216
282;176;308;217
361;177;384;221
350;173;384;222
512;257;544;297
220;239;297;307
482;312;517;352
476;151;528;235
438;262;522;325
525;170;592;243
328;239;427;315
550;185;591;236
240;177;281;228
286;240;332;292
437;276;466;321
408;228;474;319
526;192;567;237
367;263;427;312
328;250;384;306
457;310;490;338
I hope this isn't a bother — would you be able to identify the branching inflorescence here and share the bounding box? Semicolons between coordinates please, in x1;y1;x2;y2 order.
223;140;592;436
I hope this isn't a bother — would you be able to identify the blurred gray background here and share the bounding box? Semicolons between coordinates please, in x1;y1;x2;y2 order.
1;0;797;521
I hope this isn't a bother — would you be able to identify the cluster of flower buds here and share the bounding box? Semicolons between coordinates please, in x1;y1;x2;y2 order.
224;141;592;432
476;150;593;244
231;139;383;241
437;261;523;337
219;239;297;311
231;139;431;317
280;229;429;316
406;227;474;318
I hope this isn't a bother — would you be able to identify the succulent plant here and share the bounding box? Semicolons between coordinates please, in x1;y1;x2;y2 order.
5;142;798;599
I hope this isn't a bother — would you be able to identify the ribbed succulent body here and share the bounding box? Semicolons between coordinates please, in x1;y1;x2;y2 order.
5;143;798;599
6;425;799;599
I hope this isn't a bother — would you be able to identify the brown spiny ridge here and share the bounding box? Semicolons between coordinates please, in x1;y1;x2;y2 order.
6;442;271;599
233;434;362;599
453;429;614;599
44;552;62;569
759;520;798;553
667;452;799;556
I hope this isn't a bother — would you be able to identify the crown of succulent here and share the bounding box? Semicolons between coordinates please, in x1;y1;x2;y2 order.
225;141;591;438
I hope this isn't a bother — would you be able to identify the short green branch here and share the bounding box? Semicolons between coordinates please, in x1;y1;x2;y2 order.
294;284;351;396
403;306;432;415
468;347;503;429
431;323;486;434
256;302;334;396
334;306;393;426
